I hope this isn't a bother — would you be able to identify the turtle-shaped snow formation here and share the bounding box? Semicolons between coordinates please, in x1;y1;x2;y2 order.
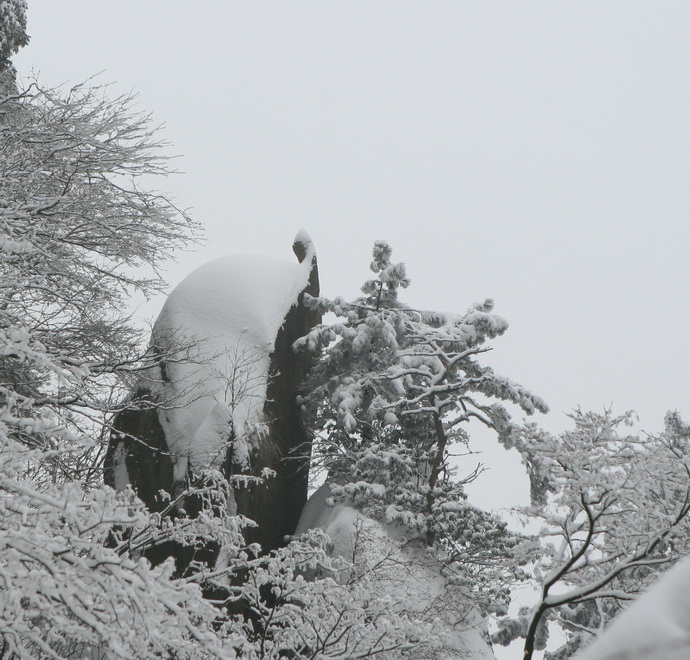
105;231;321;552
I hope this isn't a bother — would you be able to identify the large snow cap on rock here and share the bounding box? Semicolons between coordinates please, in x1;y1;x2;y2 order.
150;235;315;476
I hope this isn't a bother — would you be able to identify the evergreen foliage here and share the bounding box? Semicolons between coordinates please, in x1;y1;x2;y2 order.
0;0;27;68
296;241;547;613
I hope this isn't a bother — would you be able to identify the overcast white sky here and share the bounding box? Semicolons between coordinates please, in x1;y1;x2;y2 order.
15;2;690;513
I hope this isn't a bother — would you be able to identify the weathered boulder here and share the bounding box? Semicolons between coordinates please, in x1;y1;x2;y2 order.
295;483;497;660
105;231;321;552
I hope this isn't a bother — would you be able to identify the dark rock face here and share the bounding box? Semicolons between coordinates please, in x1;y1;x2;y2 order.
234;240;321;551
104;390;173;513
104;236;320;554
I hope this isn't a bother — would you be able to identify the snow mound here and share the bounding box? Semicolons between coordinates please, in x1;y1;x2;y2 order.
575;557;690;660
149;249;314;476
296;484;496;660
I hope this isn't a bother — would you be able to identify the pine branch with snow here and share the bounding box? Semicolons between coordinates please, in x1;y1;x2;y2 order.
296;241;545;613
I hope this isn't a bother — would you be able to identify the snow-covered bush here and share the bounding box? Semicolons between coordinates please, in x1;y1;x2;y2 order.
224;529;434;659
0;434;240;659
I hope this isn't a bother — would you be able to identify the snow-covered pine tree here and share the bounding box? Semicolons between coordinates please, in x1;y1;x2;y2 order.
0;0;27;89
296;240;548;612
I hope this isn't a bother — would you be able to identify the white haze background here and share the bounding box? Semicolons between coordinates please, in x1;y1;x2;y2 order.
15;2;689;520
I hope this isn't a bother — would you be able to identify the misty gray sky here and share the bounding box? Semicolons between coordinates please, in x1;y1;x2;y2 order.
15;1;690;511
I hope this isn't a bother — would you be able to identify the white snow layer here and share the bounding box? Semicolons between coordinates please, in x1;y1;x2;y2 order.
575;556;690;660
149;245;314;477
296;484;497;660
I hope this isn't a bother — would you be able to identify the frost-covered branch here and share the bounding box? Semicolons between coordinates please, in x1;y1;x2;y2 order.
496;409;690;660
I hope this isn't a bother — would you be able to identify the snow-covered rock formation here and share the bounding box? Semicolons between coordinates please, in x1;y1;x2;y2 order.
105;231;321;551
106;232;498;658
296;484;497;660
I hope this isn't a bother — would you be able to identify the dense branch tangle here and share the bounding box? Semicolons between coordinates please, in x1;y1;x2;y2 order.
503;410;690;660
0;77;200;480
